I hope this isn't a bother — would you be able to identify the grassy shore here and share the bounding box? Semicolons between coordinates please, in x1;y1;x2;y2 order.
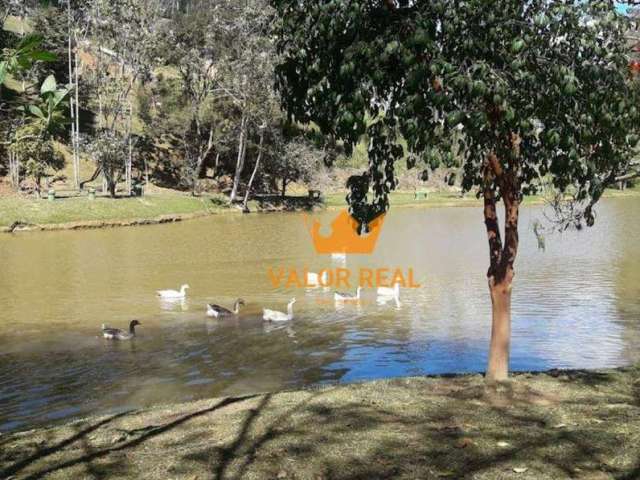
1;367;639;479
0;186;638;232
0;193;232;230
323;190;535;208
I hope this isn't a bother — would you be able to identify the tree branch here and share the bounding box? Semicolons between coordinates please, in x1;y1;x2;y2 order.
615;170;640;182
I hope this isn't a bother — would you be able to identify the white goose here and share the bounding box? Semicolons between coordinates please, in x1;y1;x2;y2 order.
377;282;400;299
306;271;328;288
334;286;362;302
157;284;189;299
263;298;296;322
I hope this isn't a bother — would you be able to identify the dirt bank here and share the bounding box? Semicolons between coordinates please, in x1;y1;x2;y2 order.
1;367;639;479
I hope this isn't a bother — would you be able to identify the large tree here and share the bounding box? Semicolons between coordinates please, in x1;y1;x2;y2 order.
81;0;160;195
273;0;640;381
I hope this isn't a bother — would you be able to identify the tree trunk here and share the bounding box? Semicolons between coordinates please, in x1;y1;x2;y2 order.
108;179;116;198
74;34;81;185
487;276;513;382
483;153;520;383
229;114;248;203
125;101;134;196
242;127;265;212
192;126;214;196
67;1;79;190
9;152;20;189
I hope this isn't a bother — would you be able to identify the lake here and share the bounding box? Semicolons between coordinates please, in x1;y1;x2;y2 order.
1;198;639;432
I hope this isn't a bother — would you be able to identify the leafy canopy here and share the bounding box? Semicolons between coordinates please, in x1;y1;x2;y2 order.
0;33;56;87
274;0;640;227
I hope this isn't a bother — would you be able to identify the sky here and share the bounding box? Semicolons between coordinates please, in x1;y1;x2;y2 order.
615;2;639;14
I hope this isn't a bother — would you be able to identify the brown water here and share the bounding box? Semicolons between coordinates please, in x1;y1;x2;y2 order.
1;199;639;432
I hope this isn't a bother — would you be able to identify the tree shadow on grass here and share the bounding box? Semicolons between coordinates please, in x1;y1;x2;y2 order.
2;372;639;479
1;395;257;480
0;411;132;479
179;378;640;480
543;368;620;387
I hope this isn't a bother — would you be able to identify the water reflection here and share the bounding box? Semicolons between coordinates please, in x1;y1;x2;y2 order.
159;297;189;312
0;199;639;432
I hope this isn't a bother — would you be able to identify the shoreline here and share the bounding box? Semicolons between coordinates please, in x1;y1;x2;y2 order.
1;188;638;234
1;366;638;479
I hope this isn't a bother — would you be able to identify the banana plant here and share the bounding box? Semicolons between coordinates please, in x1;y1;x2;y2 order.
25;74;70;132
0;34;56;87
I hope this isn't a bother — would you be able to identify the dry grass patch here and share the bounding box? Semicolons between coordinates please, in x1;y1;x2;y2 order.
1;367;639;479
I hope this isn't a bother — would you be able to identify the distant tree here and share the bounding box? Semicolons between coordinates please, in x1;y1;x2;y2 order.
9;123;64;195
153;7;222;194
274;0;640;381
83;130;127;197
216;0;280;203
150;0;286;200
267;135;323;198
82;0;160;194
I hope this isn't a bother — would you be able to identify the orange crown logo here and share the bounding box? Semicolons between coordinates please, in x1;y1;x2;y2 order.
305;209;386;254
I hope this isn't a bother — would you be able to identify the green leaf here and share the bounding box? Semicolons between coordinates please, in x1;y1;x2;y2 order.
30;51;57;62
0;61;7;85
385;40;400;55
51;89;70;109
28;105;46;119
17;34;44;53
40;75;57;95
511;39;526;54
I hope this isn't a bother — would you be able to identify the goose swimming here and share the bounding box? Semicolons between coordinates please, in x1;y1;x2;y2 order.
263;298;296;322
334;286;362;302
207;299;245;318
102;320;141;340
157;284;189;299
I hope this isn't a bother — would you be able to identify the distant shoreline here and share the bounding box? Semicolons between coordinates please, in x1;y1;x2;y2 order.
1;188;638;234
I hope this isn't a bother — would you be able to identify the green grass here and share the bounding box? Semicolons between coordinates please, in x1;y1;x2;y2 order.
2;366;639;479
324;190;544;208
325;186;640;209
0;193;231;227
1;185;638;229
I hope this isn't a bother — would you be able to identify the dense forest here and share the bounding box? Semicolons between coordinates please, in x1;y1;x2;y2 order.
0;0;376;202
1;1;638;207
